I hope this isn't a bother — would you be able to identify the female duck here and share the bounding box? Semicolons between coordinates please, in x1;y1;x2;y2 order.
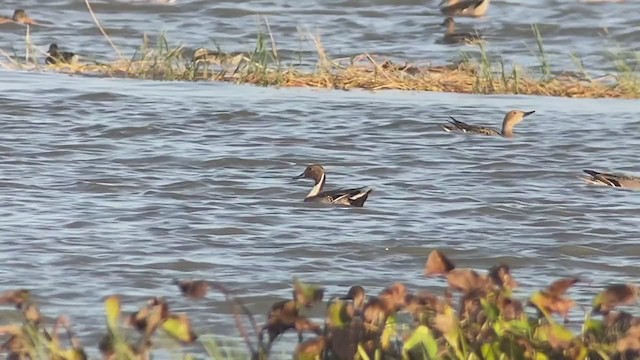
294;164;373;207
0;9;37;25
580;170;640;190
441;110;535;138
440;17;483;44
439;0;490;18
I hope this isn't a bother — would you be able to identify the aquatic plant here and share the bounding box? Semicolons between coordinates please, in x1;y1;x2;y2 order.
1;249;639;359
2;7;640;99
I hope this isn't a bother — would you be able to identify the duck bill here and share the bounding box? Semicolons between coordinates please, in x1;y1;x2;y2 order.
523;111;535;117
292;173;305;180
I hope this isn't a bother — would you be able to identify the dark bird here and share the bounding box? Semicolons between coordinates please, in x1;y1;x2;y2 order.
440;17;483;44
46;43;78;65
293;164;373;207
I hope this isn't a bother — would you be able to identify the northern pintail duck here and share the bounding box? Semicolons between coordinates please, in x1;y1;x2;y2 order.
580;170;640;190
439;0;490;17
440;17;483;44
192;48;245;66
46;43;78;65
0;9;37;25
294;164;373;207
442;110;535;137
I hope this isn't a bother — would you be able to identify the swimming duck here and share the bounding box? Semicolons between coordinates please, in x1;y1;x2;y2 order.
45;43;78;65
440;17;483;44
442;110;535;137
192;48;245;66
439;0;490;17
293;164;373;207
0;9;37;25
580;170;640;190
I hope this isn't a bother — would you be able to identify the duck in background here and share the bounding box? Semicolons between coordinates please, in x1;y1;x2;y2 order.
46;43;79;65
442;110;536;138
439;17;483;44
439;0;490;18
0;9;38;25
580;170;640;190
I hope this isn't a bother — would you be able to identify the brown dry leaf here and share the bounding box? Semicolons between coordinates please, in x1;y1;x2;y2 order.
0;289;30;308
446;269;489;294
593;284;639;314
616;324;640;352
0;325;22;336
488;264;517;290
362;297;389;331
293;279;325;308
425;250;455;276
379;283;407;312
174;279;209;299
546;277;580;297
127;297;170;338
496;295;523;321
23;303;42;324
433;307;456;335
293;336;327;360
531;291;576;319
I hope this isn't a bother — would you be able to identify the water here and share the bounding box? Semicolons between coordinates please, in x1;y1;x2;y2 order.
1;0;640;357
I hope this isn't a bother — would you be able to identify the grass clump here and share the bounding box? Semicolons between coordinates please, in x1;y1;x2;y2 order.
2;250;640;359
1;15;639;99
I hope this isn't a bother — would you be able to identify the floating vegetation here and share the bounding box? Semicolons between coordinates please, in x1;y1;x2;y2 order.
1;250;640;359
1;14;639;99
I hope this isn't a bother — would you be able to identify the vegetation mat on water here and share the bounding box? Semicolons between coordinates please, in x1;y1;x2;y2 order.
1;21;639;99
1;249;640;360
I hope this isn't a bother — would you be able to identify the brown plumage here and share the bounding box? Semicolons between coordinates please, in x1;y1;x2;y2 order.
174;279;209;299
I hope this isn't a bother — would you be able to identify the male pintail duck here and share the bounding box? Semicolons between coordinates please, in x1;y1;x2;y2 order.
46;43;78;65
442;110;535;137
439;0;490;17
294;164;373;207
580;170;640;190
0;9;37;25
440;17;483;44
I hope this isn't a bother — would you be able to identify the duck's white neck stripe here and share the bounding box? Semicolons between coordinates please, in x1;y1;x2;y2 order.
306;173;325;198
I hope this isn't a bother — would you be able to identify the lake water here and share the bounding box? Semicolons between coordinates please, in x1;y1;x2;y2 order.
0;0;639;357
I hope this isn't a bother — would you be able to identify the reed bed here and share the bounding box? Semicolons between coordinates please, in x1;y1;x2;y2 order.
1;21;639;99
1;249;639;360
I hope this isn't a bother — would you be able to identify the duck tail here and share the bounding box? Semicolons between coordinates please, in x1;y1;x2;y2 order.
350;188;373;207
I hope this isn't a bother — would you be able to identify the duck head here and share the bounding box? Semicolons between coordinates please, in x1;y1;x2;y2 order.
47;43;59;54
293;164;326;184
440;17;457;34
501;110;535;137
12;9;36;25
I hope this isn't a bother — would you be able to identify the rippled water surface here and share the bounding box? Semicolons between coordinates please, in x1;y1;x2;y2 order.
1;0;640;357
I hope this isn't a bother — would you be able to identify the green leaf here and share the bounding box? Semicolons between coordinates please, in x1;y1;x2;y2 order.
162;314;198;343
293;278;325;307
481;342;498;360
380;314;398;350
403;325;438;359
327;300;349;328
357;344;371;360
104;295;121;330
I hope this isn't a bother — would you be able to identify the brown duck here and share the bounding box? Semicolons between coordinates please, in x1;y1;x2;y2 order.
442;110;535;137
580;170;640;190
0;9;37;25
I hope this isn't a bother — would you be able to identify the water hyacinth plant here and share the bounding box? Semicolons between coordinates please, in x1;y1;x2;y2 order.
1;249;639;359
